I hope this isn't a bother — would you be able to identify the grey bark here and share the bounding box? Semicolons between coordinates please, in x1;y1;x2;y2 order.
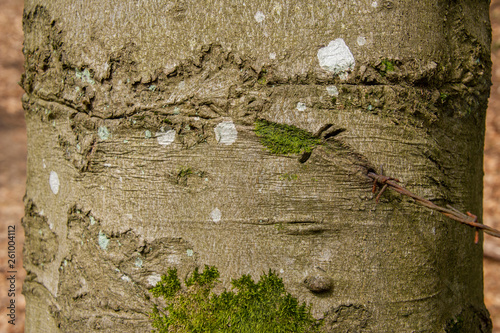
21;0;492;332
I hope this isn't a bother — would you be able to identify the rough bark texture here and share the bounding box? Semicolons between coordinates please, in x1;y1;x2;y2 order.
21;0;492;332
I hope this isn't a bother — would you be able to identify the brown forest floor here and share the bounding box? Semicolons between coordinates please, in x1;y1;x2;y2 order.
1;0;500;332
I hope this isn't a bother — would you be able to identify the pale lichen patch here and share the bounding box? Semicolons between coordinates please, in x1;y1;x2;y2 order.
326;86;339;97
49;171;60;195
296;102;306;111
254;11;265;23
121;275;131;282
98;230;110;250
98;126;110;140
147;273;162;287
210;208;222;223
75;68;95;85
135;256;143;268
156;129;176;146
214;121;237;145
317;39;355;75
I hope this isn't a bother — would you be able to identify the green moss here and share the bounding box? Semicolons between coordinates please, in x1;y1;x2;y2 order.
257;69;268;85
174;166;207;186
279;173;298;181
175;166;194;186
177;167;193;179
440;93;449;103
254;120;322;155
149;266;321;333
379;59;395;76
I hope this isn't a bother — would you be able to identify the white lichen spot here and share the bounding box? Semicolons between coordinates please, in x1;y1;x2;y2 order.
98;126;110;140
156;129;176;146
144;130;152;139
371;1;378;7
254;11;265;23
214;121;237;145
326;86;339;97
134;257;143;268
42;159;46;168
269;52;277;60
49;171;60;195
280;268;285;274
98;231;110;250
186;249;194;257
147;273;162;287
296;102;307;111
49;223;54;230
317;39;355;75
89;216;96;225
75;68;95;85
357;36;367;46
210;208;222;223
121;275;131;282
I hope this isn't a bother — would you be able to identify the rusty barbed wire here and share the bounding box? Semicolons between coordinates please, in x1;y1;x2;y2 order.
368;171;500;240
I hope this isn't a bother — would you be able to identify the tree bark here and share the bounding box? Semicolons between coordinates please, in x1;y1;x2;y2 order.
21;0;492;331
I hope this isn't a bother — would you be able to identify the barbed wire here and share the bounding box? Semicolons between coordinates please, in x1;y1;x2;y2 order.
368;171;500;241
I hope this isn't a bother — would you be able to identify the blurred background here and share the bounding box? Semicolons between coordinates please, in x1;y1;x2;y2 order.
1;0;500;331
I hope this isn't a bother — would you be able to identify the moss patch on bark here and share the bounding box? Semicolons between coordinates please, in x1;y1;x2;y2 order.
254;120;321;156
149;266;321;333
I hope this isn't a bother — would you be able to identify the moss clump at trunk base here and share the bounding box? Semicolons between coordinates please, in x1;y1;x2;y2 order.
149;266;321;333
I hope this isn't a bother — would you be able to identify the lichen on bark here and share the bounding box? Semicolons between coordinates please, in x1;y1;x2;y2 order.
21;0;492;332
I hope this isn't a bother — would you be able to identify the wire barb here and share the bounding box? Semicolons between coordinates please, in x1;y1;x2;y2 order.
368;171;500;240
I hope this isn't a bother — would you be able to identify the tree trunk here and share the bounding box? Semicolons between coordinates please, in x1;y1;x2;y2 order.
21;0;492;331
